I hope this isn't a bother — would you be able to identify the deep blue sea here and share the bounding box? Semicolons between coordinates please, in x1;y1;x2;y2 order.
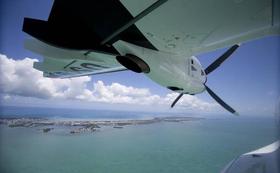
0;106;278;173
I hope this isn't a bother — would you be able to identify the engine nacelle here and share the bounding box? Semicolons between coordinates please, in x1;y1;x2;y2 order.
116;54;150;73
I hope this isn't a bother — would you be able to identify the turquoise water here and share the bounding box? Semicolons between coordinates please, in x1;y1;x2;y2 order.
0;107;278;173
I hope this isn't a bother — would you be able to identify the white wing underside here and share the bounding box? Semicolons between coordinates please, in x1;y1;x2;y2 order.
120;0;279;56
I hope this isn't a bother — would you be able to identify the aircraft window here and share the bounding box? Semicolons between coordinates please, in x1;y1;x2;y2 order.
191;66;197;71
201;70;204;75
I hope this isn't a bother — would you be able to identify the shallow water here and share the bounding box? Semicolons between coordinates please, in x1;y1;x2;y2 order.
0;109;278;173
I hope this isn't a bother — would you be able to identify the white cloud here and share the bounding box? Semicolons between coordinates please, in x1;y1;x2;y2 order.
0;54;218;111
2;94;11;100
0;54;91;99
88;81;159;104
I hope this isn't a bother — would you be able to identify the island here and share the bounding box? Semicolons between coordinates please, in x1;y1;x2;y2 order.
0;116;203;134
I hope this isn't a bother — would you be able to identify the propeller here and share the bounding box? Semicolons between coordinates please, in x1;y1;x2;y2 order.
204;44;239;75
204;85;238;115
170;44;240;115
171;93;184;108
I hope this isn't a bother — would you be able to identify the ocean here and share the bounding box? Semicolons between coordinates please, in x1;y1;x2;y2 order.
0;106;278;173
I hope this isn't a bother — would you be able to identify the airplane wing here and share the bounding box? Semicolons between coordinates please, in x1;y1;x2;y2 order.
25;39;127;78
22;0;279;78
221;141;280;173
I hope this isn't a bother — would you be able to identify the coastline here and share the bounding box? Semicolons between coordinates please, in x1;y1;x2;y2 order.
0;116;204;134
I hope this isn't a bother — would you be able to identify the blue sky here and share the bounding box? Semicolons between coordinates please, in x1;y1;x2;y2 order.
0;0;279;116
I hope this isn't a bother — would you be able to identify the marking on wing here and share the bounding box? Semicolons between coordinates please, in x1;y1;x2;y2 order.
63;60;77;69
68;62;110;72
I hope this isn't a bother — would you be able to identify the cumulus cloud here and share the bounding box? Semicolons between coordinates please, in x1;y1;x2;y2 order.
0;54;217;111
0;54;91;99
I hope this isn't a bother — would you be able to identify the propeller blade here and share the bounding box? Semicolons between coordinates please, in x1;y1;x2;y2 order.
171;93;184;108
205;85;239;115
205;44;239;75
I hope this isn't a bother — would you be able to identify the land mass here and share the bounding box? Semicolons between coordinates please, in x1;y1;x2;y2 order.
0;116;203;134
